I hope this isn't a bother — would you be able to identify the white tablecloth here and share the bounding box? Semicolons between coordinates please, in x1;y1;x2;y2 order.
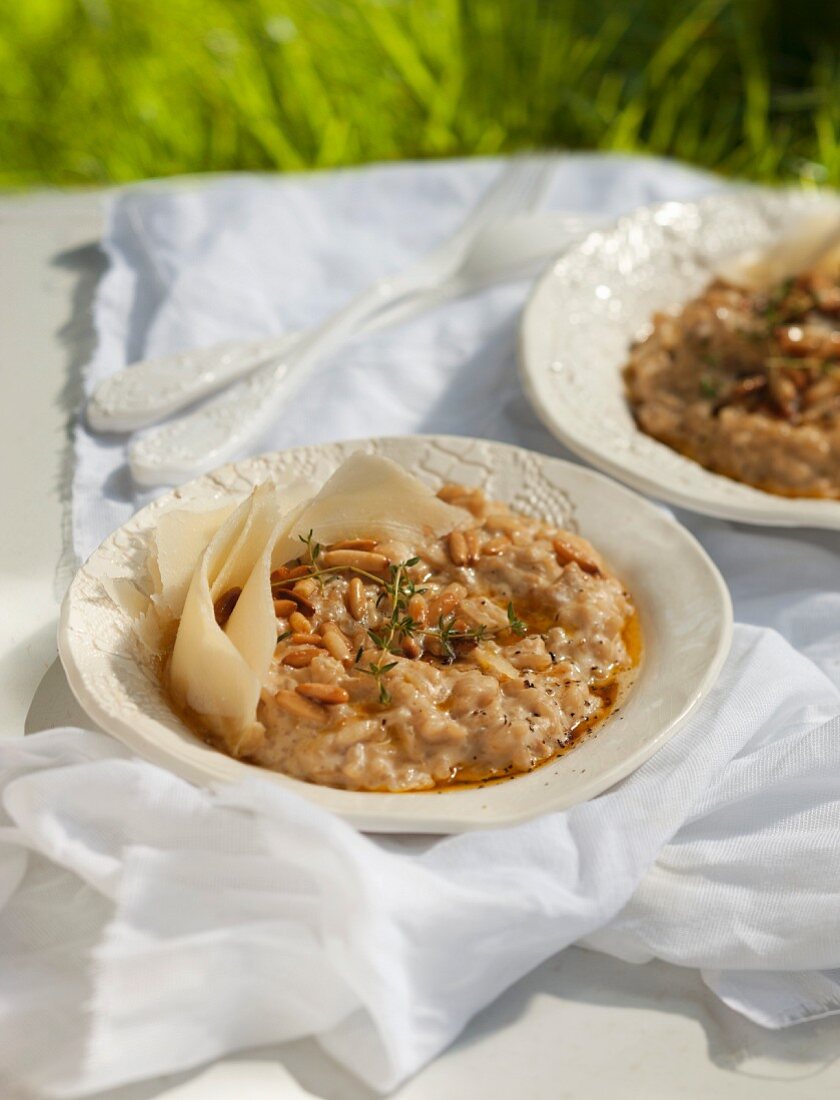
3;155;839;1099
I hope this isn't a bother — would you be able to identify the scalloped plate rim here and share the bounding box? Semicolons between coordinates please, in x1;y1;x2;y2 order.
58;434;733;833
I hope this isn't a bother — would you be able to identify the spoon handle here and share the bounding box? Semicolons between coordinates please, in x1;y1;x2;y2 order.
85;335;297;433
127;277;440;487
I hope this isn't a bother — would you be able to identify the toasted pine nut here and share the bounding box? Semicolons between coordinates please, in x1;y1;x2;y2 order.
281;647;320;668
327;538;377;552
272;589;314;616
553;535;601;575
427;584;466;622
374;540;414;565
289;611;311;634
213;587;241;626
484;513;520;535
448;530;468;566
459;488;487;517
293;577;318;597
271;567;291;583
296;682;349;705
321;549;389;572
321;623;351;661
273;598;297;617
401;636;422;659
436;483;466;502
481;535;508;556
346;576;366;620
274;689;326;722
291;632;324;647
407;593;427;626
464;528;480;564
437;484;485;515
284;590;315;616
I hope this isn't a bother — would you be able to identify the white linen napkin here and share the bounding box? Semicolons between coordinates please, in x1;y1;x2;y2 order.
3;626;840;1098
4;155;839;1097
72;153;721;559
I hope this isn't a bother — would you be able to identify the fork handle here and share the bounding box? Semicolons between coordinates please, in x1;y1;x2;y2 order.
87;269;437;433
128;276;431;486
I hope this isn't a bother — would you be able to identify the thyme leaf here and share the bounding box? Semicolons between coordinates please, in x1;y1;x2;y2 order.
506;602;527;636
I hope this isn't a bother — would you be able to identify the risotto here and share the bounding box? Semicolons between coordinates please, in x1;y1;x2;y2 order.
200;484;640;792
624;266;840;499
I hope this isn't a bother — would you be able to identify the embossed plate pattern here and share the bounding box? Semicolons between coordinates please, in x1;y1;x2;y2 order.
520;189;840;529
59;436;732;833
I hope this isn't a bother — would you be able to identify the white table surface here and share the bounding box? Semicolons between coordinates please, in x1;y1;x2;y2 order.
3;186;840;1100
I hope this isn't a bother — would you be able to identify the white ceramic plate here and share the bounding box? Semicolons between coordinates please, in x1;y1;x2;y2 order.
520;188;840;529
59;435;732;833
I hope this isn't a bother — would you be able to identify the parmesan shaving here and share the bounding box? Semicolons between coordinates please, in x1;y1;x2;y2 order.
717;208;840;291
271;453;470;567
170;492;264;733
151;503;236;620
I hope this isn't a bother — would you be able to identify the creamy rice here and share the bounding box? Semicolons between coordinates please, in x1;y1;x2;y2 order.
624;269;840;499
195;484;639;792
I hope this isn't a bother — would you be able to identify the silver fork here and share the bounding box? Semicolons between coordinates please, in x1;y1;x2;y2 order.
124;158;556;486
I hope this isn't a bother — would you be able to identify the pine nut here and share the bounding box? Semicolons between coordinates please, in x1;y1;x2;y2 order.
436;484;485;516
374;540;413;565
459;488;487;517
273;598;297;617
213;587;241;626
427;584;466;622
401;636;421;659
281;647;320;668
284;590;315;616
321;623;351;661
289;611;311;634
321;549;389;572
481;535;508;556
293;577;317;597
448;530;468;566
346;576;366;620
407;593;427;626
484;513;520;535
271;581;315;614
464;528;480;564
553;536;601;575
327;538;377;552
274;689;326;722
436;483;465;502
291;633;324;647
296;682;349;705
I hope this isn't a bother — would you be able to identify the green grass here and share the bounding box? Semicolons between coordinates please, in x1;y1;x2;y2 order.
0;0;837;188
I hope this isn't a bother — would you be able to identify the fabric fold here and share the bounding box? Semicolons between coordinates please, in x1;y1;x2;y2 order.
3;628;840;1096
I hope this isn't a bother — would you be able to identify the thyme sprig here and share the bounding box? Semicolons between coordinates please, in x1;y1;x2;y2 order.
357;559;422;704
506;601;527;636
357;658;399;704
432;612;488;662
298;529;326;591
273;549;530;707
355;561;524;702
